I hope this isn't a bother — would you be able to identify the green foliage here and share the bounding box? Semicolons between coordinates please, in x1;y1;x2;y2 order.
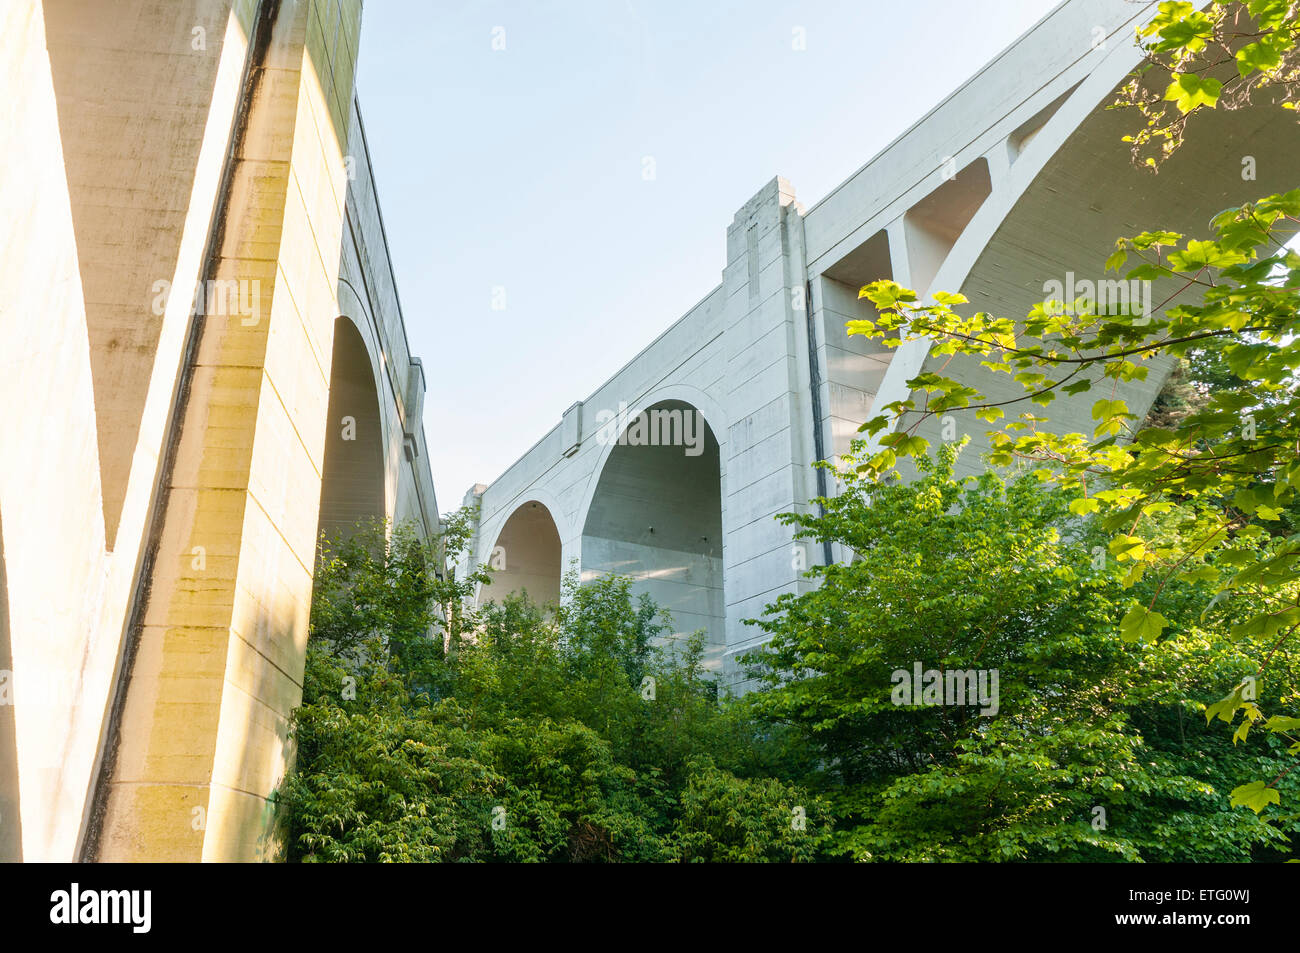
1115;0;1300;169
277;6;1300;859
276;517;822;862
741;445;1298;861
850;185;1300;810
668;758;829;862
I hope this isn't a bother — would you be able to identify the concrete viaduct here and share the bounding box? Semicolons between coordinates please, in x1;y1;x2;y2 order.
1;0;1295;865
1;0;436;861
462;0;1300;680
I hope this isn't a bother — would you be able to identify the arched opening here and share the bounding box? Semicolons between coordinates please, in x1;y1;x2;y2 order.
480;501;562;608
318;316;386;548
580;399;725;667
902;156;992;297
890;62;1300;482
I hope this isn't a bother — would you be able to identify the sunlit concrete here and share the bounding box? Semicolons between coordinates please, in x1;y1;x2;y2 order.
0;0;438;861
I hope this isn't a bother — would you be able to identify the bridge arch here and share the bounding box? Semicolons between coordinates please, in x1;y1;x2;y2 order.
577;389;727;666
870;32;1300;475
574;383;728;532
478;497;564;608
317;314;388;548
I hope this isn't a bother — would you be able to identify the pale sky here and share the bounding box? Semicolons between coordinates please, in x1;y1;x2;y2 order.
354;0;1064;512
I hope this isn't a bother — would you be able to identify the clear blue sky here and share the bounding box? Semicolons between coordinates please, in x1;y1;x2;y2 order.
354;0;1063;511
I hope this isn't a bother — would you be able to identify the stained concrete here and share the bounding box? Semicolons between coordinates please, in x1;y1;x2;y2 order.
0;0;437;861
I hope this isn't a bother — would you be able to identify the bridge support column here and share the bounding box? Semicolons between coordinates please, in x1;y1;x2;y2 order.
718;178;821;683
87;0;362;862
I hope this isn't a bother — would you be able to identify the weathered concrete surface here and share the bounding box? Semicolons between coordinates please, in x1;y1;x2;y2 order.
464;0;1300;683
0;0;437;862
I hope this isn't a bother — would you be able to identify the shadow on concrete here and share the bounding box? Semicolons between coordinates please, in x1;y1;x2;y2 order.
580;399;727;664
42;0;230;548
318;315;386;547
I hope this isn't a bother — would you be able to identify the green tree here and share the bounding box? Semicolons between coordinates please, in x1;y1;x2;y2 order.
668;759;829;862
277;515;824;862
742;444;1297;860
843;0;1300;811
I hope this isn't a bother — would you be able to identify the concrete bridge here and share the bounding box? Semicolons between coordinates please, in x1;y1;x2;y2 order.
2;0;1295;865
0;0;436;861
462;0;1300;680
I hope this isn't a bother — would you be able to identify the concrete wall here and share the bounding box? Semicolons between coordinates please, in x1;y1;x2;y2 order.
0;0;438;861
90;0;367;862
0;0;255;864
